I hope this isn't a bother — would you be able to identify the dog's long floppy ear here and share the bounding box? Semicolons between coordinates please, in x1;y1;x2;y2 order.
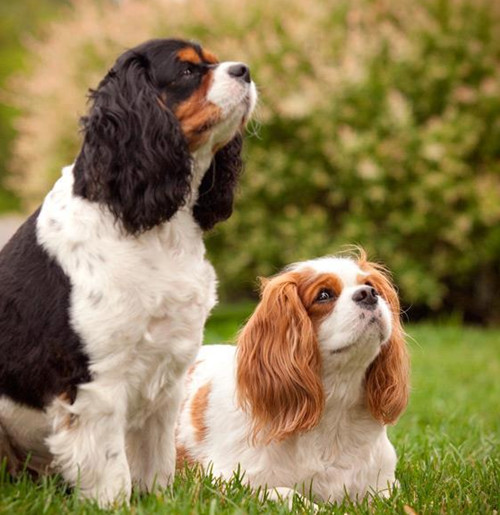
193;133;243;231
73;52;192;235
236;272;324;444
361;258;410;425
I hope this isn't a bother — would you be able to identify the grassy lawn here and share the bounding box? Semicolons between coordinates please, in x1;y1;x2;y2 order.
0;304;498;514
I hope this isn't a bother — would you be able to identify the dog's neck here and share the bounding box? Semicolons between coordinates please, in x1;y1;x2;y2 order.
186;146;213;209
322;367;366;413
319;339;382;412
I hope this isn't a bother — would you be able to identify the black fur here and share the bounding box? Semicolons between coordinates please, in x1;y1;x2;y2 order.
193;134;244;231
73;44;193;235
73;38;244;235
0;39;246;412
0;210;91;409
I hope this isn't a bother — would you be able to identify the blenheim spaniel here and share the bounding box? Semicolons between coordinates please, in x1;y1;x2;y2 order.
0;38;257;506
176;254;409;506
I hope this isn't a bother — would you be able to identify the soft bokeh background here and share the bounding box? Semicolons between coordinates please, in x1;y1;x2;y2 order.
1;0;499;324
0;2;498;513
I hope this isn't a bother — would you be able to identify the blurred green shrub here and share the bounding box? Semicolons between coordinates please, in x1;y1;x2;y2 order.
8;0;500;322
0;0;68;212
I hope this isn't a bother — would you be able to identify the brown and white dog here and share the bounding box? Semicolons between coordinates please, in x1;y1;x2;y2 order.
0;38;256;506
176;253;409;506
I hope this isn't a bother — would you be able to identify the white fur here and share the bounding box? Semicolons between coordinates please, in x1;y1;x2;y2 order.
176;258;399;505
37;163;218;505
208;62;257;121
0;62;256;507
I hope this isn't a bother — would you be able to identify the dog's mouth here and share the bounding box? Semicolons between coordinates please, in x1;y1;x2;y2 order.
244;82;258;116
240;92;257;125
223;80;257;123
330;314;389;356
181;81;257;153
198;97;252;134
330;341;358;355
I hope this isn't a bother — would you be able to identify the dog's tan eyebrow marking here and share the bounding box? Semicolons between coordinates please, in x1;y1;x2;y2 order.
177;47;202;64
291;269;343;328
201;49;218;64
190;381;211;443
177;47;219;65
297;270;344;310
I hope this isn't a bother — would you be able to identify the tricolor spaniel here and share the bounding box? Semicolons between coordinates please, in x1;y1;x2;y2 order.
176;254;409;506
0;38;257;506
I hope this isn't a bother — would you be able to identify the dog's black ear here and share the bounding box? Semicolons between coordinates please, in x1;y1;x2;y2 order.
73;53;192;235
193;133;243;231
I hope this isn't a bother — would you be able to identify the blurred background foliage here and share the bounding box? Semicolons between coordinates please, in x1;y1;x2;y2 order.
1;0;499;323
0;0;69;211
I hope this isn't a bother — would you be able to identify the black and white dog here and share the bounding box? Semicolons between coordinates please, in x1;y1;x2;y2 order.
0;38;256;506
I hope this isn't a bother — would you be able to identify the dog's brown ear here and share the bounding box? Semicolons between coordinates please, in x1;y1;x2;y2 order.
236;272;324;444
360;257;409;424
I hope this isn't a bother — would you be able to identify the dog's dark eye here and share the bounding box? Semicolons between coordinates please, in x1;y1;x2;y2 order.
181;66;195;77
315;289;335;303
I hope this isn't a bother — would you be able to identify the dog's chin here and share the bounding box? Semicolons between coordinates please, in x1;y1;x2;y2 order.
328;315;391;357
364;314;391;345
225;82;257;121
208;101;252;150
244;83;258;118
231;93;255;123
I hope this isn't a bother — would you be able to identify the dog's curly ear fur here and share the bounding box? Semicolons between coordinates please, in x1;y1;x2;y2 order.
360;257;410;425
236;272;324;444
193;133;243;231
73;53;192;235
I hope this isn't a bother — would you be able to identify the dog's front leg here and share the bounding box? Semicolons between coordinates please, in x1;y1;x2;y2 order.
127;382;182;493
46;383;131;507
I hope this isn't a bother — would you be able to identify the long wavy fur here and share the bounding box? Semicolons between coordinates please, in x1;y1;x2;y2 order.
236;273;325;444
358;254;410;425
73;46;243;235
193;134;243;231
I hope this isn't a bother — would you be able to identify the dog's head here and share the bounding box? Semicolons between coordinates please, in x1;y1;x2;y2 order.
74;38;257;234
236;252;409;443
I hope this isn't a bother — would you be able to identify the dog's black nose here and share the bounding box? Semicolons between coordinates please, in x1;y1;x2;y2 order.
228;63;251;83
352;286;379;307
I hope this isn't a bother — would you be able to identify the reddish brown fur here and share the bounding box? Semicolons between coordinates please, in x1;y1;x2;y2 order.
357;253;410;425
175;363;201;469
236;253;408;442
236;271;325;444
174;73;221;151
177;47;202;64
175;444;195;470
296;270;344;329
201;49;218;64
173;47;222;151
190;381;212;443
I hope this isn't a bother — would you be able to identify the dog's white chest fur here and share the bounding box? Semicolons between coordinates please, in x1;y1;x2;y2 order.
37;166;217;421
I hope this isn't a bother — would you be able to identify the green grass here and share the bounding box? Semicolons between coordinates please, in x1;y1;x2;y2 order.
1;305;498;514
